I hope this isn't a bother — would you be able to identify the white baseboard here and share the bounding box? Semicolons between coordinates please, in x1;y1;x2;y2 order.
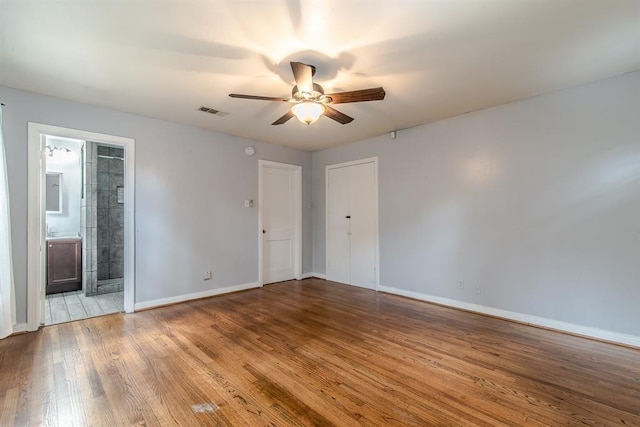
134;282;260;311
378;285;640;348
309;273;326;280
11;323;29;334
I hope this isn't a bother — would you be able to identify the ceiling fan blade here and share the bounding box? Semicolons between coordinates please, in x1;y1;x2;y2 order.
290;62;313;93
326;87;386;104
272;110;295;125
323;106;354;124
229;94;289;102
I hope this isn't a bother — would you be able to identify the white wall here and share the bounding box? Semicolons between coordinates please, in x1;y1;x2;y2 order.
45;136;82;236
1;85;313;324
312;71;640;337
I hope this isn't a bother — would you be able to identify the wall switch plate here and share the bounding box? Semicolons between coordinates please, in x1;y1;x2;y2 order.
244;199;253;208
203;271;212;280
475;285;481;295
457;280;464;290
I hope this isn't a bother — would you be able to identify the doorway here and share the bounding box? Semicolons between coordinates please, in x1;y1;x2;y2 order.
258;160;302;285
326;157;379;290
27;123;135;331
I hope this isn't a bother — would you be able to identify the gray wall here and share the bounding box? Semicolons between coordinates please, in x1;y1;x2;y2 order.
1;85;313;324
312;71;640;336
4;70;639;337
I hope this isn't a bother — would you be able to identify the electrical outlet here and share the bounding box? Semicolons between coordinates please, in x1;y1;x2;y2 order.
203;271;212;280
457;280;464;290
475;285;481;295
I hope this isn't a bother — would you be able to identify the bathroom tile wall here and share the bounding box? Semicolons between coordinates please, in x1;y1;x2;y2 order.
81;141;98;296
96;146;125;293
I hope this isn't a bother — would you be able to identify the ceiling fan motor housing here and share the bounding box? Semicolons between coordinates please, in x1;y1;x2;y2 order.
291;83;327;102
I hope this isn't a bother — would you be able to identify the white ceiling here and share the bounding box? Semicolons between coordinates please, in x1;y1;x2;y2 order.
1;1;639;151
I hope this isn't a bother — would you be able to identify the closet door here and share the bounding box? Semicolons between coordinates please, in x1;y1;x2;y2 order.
326;158;378;290
326;165;351;285
349;161;377;289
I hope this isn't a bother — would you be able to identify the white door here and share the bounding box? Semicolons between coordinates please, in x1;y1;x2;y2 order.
326;158;378;290
348;161;377;288
327;166;351;284
260;161;302;284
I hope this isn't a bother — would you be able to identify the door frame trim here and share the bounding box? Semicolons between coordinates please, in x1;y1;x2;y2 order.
258;160;302;286
325;157;379;290
27;123;135;330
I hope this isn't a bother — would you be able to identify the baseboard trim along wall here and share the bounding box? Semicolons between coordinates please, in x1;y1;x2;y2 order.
134;282;260;311
11;323;29;335
378;285;640;349
134;276;327;311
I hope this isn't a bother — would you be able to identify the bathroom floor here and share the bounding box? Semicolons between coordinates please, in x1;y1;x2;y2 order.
45;290;124;325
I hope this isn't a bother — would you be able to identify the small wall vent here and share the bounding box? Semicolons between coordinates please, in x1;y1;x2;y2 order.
198;106;229;117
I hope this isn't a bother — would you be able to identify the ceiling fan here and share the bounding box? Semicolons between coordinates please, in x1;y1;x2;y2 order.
229;62;385;126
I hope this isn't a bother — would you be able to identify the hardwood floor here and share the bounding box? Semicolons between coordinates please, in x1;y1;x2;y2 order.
1;279;639;426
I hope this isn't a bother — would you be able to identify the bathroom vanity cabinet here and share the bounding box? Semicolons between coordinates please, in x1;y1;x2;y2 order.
47;238;82;294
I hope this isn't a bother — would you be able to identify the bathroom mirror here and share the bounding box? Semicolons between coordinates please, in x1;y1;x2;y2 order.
46;172;62;213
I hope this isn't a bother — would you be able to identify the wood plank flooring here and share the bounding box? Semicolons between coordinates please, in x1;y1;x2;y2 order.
1;279;639;426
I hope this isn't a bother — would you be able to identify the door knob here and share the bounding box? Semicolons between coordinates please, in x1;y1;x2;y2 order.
346;215;351;219
262;229;266;234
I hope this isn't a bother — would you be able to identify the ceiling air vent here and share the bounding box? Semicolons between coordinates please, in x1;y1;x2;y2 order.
198;106;229;117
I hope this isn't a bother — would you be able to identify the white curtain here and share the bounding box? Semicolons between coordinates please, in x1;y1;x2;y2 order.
0;105;16;339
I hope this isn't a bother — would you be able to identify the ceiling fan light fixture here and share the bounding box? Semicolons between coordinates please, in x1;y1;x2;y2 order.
291;102;325;125
229;62;384;126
